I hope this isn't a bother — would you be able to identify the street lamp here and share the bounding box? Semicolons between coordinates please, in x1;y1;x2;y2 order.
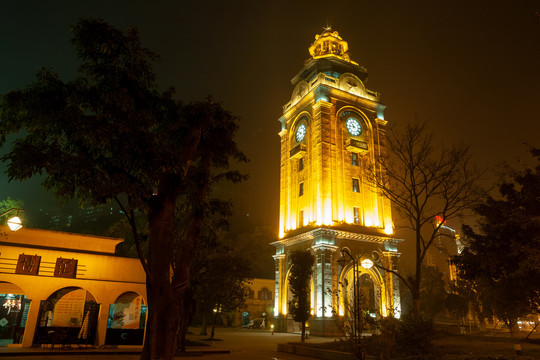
360;258;373;270
337;249;375;344
1;208;24;231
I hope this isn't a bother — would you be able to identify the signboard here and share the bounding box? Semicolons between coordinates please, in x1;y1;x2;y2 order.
111;296;143;329
51;289;86;327
54;258;78;278
15;254;41;275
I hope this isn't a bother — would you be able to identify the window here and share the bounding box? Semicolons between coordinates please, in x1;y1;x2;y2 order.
352;178;360;193
258;288;272;300
299;210;304;227
351;153;358;166
298;157;304;171
353;207;360;224
299;182;304;197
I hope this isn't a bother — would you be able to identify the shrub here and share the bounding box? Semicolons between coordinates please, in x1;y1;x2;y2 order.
394;314;435;357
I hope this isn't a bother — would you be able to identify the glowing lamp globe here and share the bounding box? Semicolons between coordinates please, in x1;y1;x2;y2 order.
7;216;22;231
361;258;373;270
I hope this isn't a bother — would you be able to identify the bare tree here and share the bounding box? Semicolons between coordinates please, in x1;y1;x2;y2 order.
369;120;483;317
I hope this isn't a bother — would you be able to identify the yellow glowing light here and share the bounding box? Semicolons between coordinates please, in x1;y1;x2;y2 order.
384;223;393;235
361;258;373;269
323;200;332;225
7;216;22;231
364;215;373;227
338;308;344;316
323;215;332;225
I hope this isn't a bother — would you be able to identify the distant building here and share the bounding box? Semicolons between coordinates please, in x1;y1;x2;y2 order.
0;226;146;347
238;278;274;328
425;220;461;283
272;28;402;335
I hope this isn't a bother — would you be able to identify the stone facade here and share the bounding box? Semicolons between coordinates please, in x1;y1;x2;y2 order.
272;28;402;334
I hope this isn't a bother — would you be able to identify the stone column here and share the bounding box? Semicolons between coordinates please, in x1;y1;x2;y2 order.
272;252;286;331
311;230;337;318
96;302;109;347
21;298;40;347
383;250;401;318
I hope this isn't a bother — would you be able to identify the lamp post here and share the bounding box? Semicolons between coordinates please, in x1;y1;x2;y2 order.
0;208;24;231
337;249;374;344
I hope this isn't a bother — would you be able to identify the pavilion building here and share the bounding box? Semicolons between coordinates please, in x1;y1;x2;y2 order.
0;226;146;347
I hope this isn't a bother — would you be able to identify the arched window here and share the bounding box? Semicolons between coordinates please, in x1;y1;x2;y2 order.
258;288;272;301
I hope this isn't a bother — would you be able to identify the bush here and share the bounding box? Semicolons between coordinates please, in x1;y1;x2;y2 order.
394;314;435;358
365;316;399;359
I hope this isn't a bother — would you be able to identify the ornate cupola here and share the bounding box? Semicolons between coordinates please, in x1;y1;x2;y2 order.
308;27;357;65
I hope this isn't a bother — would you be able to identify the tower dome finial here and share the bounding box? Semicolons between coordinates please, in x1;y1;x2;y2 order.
308;28;357;64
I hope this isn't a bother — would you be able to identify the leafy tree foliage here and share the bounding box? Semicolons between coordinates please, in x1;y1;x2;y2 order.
448;278;491;329
192;240;251;339
419;266;447;319
0;197;24;224
106;212;149;258
185;198;252;341
368;120;482;317
0;19;246;359
230;223;276;279
452;149;540;335
444;292;469;325
288;249;315;342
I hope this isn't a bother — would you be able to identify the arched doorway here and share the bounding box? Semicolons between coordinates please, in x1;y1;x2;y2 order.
105;292;146;345
34;287;99;347
340;268;382;320
358;273;379;317
0;282;30;345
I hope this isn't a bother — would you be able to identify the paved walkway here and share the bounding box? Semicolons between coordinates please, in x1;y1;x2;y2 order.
0;327;342;360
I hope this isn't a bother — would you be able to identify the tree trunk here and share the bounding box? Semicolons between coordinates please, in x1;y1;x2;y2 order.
413;226;423;319
301;321;306;342
177;290;194;353
141;186;181;360
210;311;217;340
412;293;421;319
200;312;208;336
174;158;211;350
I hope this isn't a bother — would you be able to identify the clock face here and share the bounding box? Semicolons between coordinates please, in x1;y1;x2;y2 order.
296;124;306;142
346;118;362;136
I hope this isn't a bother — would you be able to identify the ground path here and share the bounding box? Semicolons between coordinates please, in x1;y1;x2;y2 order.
0;326;338;360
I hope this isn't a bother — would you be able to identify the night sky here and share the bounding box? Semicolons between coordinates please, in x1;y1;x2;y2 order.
1;0;539;234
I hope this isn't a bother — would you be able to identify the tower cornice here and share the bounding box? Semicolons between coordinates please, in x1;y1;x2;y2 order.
271;227;403;247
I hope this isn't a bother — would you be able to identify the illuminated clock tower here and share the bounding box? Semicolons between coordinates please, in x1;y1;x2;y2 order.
272;28;402;333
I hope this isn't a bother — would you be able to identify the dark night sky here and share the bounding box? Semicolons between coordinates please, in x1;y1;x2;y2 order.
1;0;539;234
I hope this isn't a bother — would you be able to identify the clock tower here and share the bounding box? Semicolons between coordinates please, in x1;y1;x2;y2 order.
272;28;402;334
